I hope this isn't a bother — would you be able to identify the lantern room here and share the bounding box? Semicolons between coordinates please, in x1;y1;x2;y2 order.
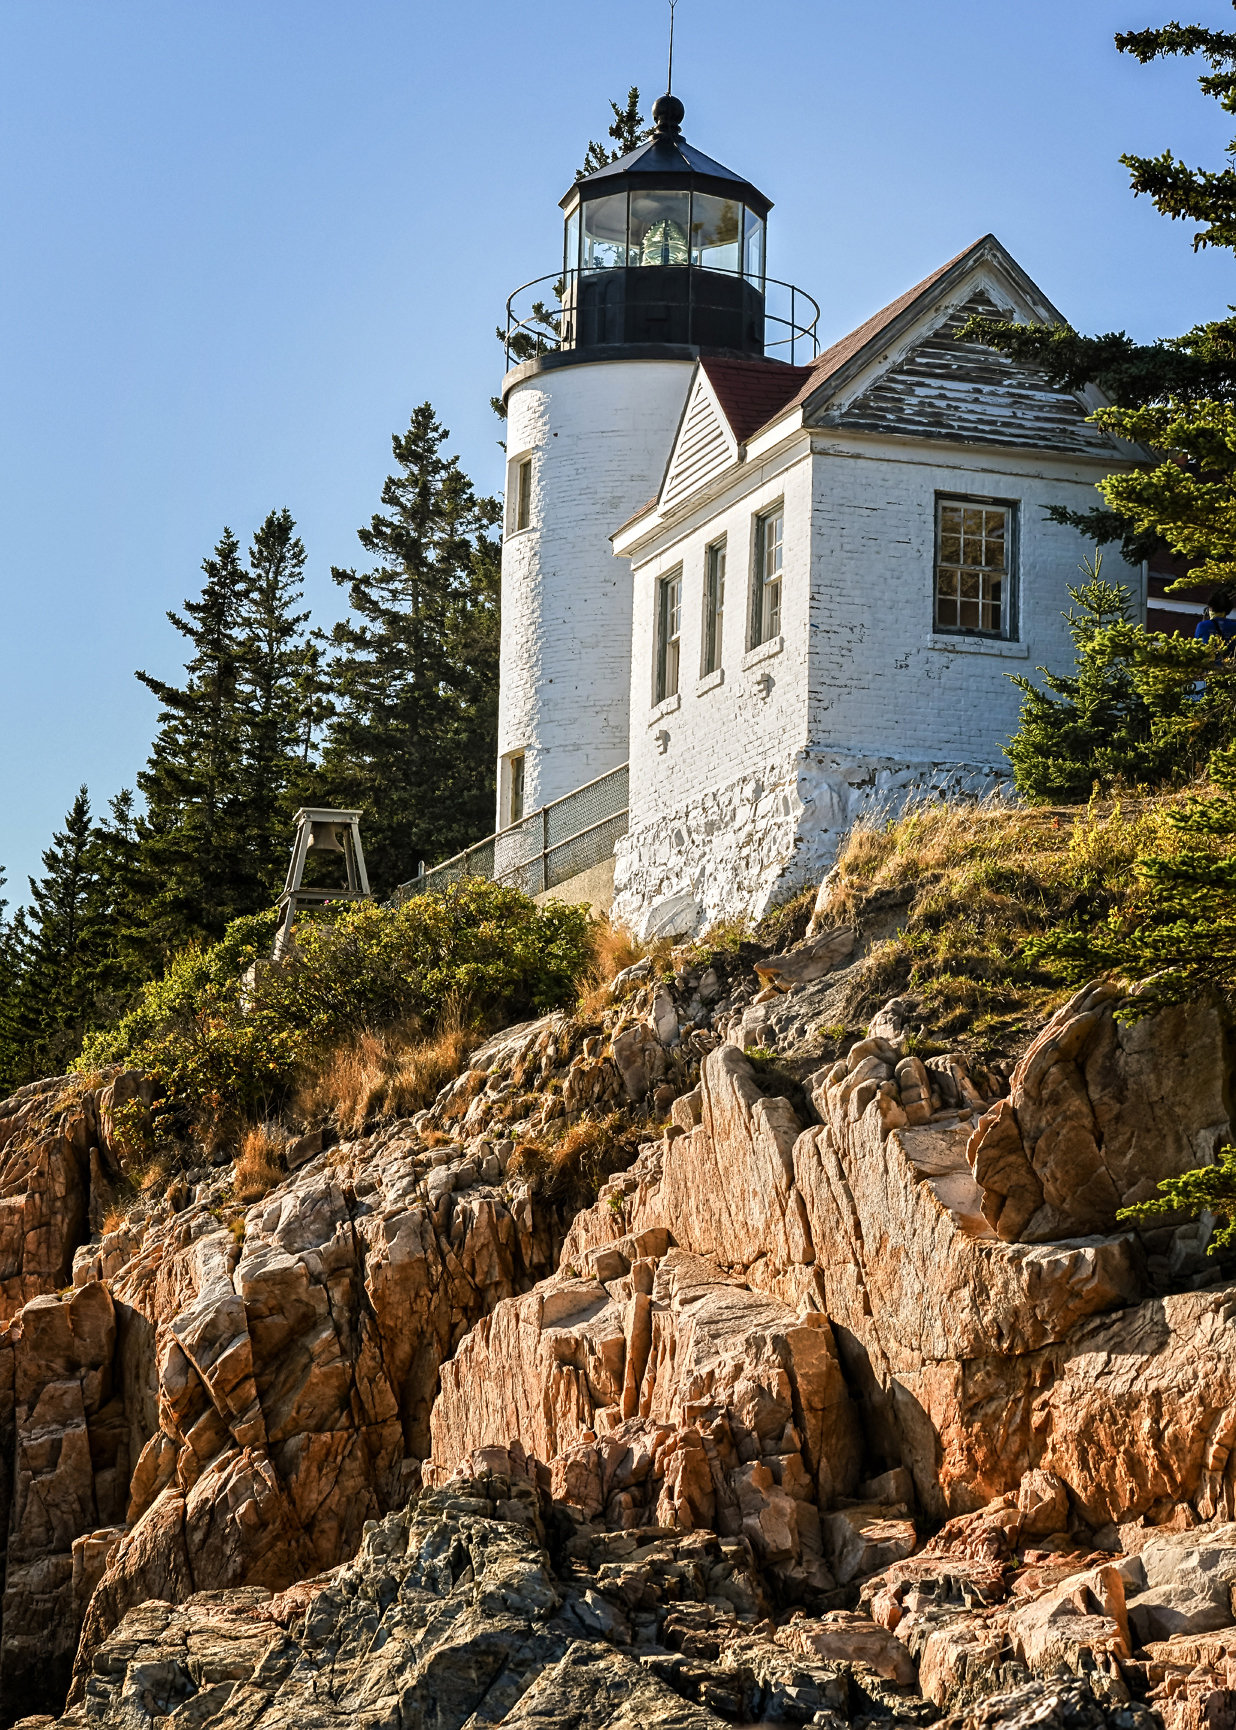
557;95;772;356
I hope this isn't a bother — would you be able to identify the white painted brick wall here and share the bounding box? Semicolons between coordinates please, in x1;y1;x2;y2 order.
497;357;693;820
805;441;1144;763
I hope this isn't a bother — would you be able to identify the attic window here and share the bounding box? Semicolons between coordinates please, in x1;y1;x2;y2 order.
934;499;1015;637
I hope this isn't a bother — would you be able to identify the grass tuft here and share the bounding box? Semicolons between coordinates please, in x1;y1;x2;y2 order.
233;1123;287;1205
293;1016;479;1136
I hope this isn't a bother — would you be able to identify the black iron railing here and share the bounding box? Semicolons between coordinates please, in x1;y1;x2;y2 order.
504;267;821;370
394;765;629;903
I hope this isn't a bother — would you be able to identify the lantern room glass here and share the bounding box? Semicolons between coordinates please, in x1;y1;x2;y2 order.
629;190;691;267
568;192;769;281
690;194;741;272
581;193;627;271
743;208;765;284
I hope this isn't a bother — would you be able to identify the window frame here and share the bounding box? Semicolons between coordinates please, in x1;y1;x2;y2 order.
655;567;683;704
702;538;726;676
933;493;1019;641
505;752;526;827
750;505;784;649
506;454;534;536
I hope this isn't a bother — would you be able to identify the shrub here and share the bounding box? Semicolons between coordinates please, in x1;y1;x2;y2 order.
78;879;594;1132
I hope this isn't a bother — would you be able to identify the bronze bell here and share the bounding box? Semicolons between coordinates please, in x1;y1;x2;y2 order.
308;820;347;853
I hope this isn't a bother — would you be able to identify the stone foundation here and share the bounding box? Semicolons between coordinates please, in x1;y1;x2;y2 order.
612;749;1010;939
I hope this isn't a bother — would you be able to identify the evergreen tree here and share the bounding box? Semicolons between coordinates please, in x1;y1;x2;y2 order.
964;15;1236;589
134;528;250;952
1005;559;1236;799
14;788;101;1078
579;88;645;177
317;404;502;893
0;872;29;1095
235;509;313;893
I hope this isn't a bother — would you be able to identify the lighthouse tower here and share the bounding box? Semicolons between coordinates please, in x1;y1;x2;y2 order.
496;95;774;827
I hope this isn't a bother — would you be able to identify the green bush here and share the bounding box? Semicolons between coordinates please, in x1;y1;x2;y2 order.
79;879;594;1129
1006;561;1236;802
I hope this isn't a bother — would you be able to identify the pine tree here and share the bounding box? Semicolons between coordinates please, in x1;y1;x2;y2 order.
317;404;502;893
134;528;250;952
0;871;29;1096
14;788;101;1078
964;18;1236;589
235;509;313;895
579;88;645;177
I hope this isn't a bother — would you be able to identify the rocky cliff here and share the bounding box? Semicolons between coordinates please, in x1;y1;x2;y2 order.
3;904;1236;1730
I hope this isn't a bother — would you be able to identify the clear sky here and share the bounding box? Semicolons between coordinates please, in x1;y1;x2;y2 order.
2;0;1232;900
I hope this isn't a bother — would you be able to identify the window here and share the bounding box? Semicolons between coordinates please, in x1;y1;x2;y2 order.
656;569;682;702
512;456;532;533
507;753;526;826
935;499;1014;636
703;540;726;674
752;507;783;647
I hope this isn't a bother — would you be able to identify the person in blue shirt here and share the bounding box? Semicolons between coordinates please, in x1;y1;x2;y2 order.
1195;591;1236;648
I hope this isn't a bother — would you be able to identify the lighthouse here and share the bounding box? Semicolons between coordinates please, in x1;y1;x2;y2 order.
495;95;775;828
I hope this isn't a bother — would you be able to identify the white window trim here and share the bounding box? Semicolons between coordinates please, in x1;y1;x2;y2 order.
742;634;784;671
648;692;682;724
506;453;535;538
933;494;1018;642
925;635;1029;659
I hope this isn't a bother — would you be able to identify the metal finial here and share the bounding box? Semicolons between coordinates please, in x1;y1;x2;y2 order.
667;0;678;92
651;93;685;139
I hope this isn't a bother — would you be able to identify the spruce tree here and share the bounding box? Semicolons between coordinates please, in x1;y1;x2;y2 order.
317;405;502;893
14;788;101;1078
0;871;28;1096
964;17;1236;588
235;509;313;894
579;89;645;177
134;528;250;951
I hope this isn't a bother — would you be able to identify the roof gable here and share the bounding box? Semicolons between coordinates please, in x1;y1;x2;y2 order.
659;370;738;511
656;356;812;516
828;287;1117;455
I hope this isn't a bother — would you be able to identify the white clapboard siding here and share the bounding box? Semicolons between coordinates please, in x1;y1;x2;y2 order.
661;378;734;510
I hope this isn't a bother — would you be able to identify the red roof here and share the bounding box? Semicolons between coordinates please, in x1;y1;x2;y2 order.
699;356;814;444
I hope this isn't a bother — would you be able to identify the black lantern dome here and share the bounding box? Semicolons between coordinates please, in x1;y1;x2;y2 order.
558;96;772;357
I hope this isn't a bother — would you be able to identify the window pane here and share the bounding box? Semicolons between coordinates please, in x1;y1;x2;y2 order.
743;208;765;281
765;578;781;640
691;194;741;272
564;208;580;275
935;499;1012;636
516;458;532;531
630;190;690;267
582;193;628;270
509;755;525;826
704;542;725;674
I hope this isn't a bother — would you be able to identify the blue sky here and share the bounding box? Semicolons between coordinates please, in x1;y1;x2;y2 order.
2;0;1232;900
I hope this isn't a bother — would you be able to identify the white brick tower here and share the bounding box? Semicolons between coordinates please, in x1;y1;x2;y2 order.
495;95;774;824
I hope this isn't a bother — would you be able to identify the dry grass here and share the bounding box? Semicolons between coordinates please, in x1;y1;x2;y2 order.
233;1123;287;1205
101;1205;127;1236
576;919;648;1016
817;791;1180;1050
293;1017;480;1136
510;1112;645;1211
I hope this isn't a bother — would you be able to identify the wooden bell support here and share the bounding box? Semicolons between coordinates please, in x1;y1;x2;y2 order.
273;808;371;959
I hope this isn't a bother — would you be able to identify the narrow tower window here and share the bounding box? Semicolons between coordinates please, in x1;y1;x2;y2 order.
752;507;783;647
507;753;526;826
935;499;1014;636
656;570;682;703
514;457;533;532
703;540;726;675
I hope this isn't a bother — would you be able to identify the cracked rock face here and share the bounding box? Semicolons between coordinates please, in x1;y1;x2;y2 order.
3;930;1236;1730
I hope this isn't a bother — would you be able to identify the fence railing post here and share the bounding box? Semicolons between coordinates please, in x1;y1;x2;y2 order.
542;804;550;894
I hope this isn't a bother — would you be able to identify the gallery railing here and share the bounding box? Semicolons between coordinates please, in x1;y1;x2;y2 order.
393;764;629;903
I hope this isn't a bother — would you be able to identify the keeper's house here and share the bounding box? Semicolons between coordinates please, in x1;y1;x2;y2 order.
414;94;1146;937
